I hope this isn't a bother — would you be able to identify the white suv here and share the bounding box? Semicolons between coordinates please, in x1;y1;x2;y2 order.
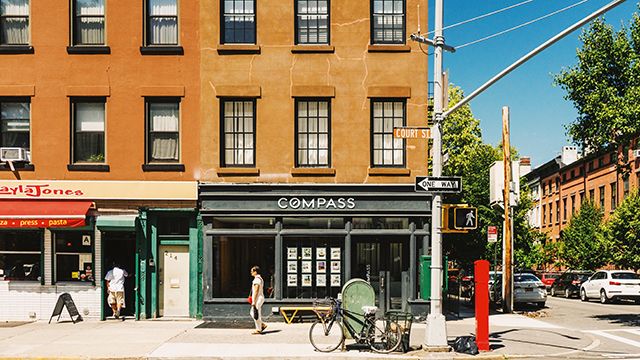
580;270;640;304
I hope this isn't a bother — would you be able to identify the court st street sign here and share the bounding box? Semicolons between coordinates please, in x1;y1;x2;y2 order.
415;176;462;193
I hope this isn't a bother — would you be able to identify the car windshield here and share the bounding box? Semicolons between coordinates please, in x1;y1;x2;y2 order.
577;274;591;281
612;272;640;280
514;274;539;282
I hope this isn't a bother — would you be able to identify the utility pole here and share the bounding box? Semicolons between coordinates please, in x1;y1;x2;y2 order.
502;107;513;313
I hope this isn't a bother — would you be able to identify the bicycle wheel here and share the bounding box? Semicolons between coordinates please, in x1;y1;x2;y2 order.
368;319;403;354
309;319;344;352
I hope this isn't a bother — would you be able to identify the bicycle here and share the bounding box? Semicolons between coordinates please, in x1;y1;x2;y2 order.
308;297;403;353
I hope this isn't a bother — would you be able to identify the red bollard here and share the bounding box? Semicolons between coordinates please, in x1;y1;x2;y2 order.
474;260;490;352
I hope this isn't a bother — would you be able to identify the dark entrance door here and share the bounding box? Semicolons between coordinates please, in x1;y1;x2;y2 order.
102;231;136;318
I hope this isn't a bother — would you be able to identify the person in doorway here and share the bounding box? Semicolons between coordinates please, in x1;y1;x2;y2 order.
105;262;128;320
249;265;267;334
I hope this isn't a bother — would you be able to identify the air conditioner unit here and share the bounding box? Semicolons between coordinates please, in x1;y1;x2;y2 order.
633;149;640;158
0;147;28;162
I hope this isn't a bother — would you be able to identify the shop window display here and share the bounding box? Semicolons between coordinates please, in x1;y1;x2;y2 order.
0;230;42;281
54;231;93;282
284;236;342;299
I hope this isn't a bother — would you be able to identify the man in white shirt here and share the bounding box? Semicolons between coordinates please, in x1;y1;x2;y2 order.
105;263;128;319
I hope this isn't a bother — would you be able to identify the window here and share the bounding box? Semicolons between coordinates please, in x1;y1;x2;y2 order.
72;0;105;45
579;191;585;205
599;185;605;208
54;231;93;283
598;157;604;167
158;216;190;238
563;173;567;182
0;230;41;281
555;178;559;192
295;0;329;44
146;0;178;45
562;198;567;221
146;99;180;163
72;98;105;163
588;161;593;172
0;99;29;150
548;203;552;224
371;99;405;167
623;176;629;199
610;152;616;165
589;189;594;202
371;0;404;44
623;145;629;163
542;205;546;226
547;182;551;196
571;195;575;216
296;99;330;167
0;0;29;45
611;182;617;211
222;0;255;44
221;99;255;167
555;200;559;223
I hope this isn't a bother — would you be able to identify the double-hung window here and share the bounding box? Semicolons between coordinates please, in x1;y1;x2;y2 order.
72;0;105;46
146;0;178;46
610;182;617;210
371;0;404;44
72;98;105;163
221;99;255;167
0;99;29;151
295;0;329;45
371;99;405;167
222;0;255;44
296;99;330;167
0;0;29;45
146;99;180;163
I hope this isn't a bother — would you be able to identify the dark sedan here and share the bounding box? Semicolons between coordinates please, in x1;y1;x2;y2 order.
550;270;593;298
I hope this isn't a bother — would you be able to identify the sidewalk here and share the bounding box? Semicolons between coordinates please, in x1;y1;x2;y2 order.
0;312;596;360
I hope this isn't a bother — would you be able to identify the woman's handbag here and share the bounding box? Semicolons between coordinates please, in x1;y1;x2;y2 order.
247;296;253;305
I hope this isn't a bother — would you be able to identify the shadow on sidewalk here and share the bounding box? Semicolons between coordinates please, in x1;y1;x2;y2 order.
590;313;640;327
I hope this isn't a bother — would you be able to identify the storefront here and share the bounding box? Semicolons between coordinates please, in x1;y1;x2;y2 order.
199;184;431;319
0;180;200;321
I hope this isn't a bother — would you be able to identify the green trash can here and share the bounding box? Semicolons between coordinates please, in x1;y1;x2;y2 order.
419;255;448;300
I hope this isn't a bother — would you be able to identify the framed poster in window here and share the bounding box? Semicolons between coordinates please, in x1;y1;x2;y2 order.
331;274;341;287
317;275;326;287
316;248;326;260
330;247;341;260
331;261;340;273
287;274;297;287
301;261;312;273
287;261;297;273
302;247;312;259
287;247;298;260
316;261;326;273
302;274;312;287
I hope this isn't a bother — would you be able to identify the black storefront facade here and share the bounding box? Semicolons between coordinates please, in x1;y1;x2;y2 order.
199;184;432;319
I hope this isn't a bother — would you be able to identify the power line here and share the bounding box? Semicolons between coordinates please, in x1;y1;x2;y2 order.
426;0;535;35
456;0;590;49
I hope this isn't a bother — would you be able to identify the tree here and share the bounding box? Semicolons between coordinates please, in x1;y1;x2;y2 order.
555;16;640;174
603;191;640;270
559;200;606;270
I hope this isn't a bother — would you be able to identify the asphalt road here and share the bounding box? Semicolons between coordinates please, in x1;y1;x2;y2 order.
540;295;640;358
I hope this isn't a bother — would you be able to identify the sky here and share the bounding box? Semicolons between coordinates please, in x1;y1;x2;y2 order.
427;0;639;168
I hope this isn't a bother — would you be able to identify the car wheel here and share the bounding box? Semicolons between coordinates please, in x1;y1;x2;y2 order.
537;302;546;308
634;298;640;305
600;289;609;304
564;289;571;299
580;289;588;302
550;287;556;297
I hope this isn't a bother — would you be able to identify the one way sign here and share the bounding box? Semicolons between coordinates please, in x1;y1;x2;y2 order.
415;176;462;193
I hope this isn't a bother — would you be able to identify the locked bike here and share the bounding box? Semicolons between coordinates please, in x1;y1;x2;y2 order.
308;297;402;353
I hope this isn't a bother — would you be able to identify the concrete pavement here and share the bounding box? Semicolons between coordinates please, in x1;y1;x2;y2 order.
0;311;599;360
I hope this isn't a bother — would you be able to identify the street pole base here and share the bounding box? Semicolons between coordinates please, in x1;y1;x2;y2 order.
424;313;449;350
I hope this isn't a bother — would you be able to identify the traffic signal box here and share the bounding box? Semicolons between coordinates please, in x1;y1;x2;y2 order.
442;204;478;233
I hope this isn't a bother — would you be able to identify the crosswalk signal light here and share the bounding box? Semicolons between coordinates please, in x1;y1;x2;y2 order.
454;207;477;230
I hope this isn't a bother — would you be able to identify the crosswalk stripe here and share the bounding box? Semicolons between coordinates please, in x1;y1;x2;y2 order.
585;330;640;348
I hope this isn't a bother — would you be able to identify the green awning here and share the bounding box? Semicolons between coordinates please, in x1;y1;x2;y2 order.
96;215;137;230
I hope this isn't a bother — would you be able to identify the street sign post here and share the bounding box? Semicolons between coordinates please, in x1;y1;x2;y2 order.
454;207;477;230
487;226;498;243
393;127;431;139
415;176;462;193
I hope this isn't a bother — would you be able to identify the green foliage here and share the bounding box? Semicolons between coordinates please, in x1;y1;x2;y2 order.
555;16;640;173
560;200;607;270
603;190;640;270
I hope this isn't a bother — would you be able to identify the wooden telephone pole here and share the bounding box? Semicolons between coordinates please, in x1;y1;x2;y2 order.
502;107;513;313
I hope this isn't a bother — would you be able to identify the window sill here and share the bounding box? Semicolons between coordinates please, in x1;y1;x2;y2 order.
0;163;34;171
67;164;110;172
367;167;411;176
291;167;336;176
291;45;335;53
217;44;261;54
67;46;111;54
140;46;184;55
216;167;260;176
142;164;185;172
367;44;411;53
0;45;34;54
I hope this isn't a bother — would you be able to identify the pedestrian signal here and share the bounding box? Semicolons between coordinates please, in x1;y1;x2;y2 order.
454;207;477;230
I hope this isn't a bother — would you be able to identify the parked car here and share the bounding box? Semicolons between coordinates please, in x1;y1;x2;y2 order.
580;270;640;304
539;272;561;293
550;270;593;298
490;273;547;308
489;271;502;286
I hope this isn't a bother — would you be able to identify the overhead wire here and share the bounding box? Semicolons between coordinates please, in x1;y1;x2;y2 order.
455;0;591;49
